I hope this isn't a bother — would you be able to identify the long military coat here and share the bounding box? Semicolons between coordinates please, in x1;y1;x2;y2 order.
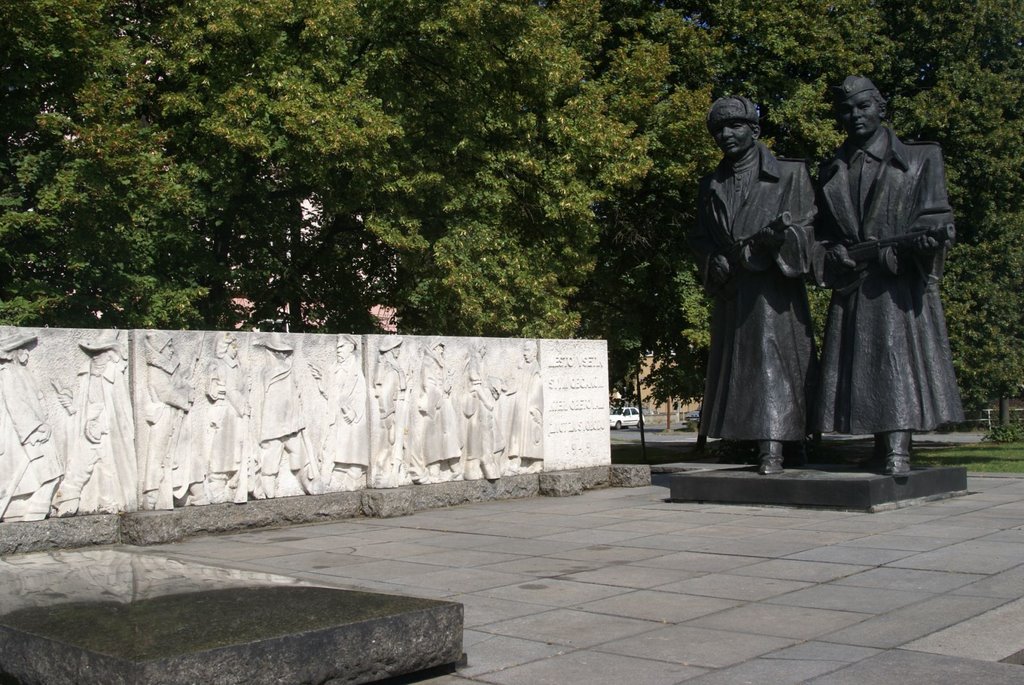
813;128;964;434
690;142;818;442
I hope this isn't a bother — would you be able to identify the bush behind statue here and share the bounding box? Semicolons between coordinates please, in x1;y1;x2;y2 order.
984;422;1024;443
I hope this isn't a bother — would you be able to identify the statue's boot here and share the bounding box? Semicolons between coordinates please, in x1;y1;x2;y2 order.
187;482;209;506
879;431;912;475
207;475;228;504
261;474;277;499
4;479;58;521
758;440;784;475
24;480;58;520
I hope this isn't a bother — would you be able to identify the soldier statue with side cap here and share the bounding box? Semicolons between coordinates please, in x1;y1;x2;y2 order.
812;76;964;475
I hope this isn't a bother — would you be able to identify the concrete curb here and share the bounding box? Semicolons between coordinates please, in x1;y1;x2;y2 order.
0;514;121;555
1;465;652;554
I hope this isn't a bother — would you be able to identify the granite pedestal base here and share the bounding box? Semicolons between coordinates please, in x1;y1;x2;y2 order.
0;551;463;685
668;465;968;512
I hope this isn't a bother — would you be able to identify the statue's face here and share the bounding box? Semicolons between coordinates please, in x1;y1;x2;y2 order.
90;351;111;372
712;120;759;161
837;91;883;144
218;337;238;359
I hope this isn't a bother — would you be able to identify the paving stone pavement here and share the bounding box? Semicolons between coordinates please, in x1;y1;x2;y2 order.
132;474;1024;684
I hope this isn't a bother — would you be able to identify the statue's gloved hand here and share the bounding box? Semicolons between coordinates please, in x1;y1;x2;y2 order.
826;244;856;271
709;253;731;284
28;423;52;446
756;226;786;250
879;246;899;275
912;233;942;255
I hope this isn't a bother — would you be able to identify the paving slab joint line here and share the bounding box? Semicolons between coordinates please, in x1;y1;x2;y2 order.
868;490;969;512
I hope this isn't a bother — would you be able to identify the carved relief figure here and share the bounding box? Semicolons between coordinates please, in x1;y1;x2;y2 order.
253;333;320;498
688;95;818;475
53;331;137;516
410;340;463;484
141;332;201;509
463;344;505;480
505;341;544;475
812;76;964;474
204;332;251;503
370;337;412;487
0;332;63;521
312;334;370;492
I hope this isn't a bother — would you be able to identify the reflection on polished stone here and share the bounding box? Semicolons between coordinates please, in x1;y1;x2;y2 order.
0;549;304;614
0;550;463;684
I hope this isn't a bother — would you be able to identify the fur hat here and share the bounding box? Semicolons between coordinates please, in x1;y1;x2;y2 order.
707;96;759;132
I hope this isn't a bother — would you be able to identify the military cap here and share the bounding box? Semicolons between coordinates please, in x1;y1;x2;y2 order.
833;75;881;101
378;336;403;352
79;330;125;355
336;334;358;349
0;331;37;354
259;332;294;353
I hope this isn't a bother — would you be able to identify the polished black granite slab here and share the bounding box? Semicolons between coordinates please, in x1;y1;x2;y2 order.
0;551;462;685
668;465;968;511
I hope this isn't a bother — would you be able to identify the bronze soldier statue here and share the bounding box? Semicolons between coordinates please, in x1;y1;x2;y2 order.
690;96;818;475
813;76;964;475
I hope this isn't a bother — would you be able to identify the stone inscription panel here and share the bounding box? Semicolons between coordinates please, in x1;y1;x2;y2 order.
539;339;610;471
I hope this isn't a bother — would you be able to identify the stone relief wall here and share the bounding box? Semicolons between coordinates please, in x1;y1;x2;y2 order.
0;328;609;521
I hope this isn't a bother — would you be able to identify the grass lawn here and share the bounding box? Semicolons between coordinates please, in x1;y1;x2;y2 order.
610;441;714;466
913;441;1024;473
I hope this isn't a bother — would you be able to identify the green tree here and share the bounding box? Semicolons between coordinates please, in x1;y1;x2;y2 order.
2;0;1020;416
3;0;654;337
574;2;720;402
1;0;206;328
359;0;650;337
880;0;1024;409
602;0;1023;413
151;0;402;331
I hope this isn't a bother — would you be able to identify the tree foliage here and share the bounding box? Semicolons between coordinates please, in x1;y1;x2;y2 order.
1;0;1021;408
881;0;1024;408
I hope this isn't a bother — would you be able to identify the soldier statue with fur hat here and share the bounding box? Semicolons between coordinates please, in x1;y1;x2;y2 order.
689;96;819;475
